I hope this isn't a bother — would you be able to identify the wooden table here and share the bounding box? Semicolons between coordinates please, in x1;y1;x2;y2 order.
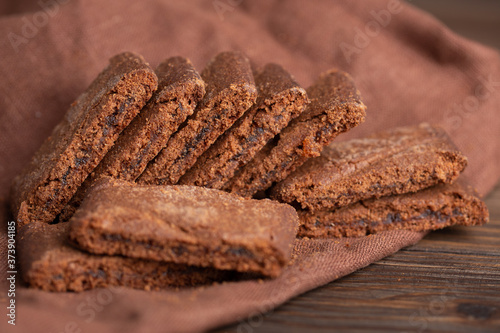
215;2;500;332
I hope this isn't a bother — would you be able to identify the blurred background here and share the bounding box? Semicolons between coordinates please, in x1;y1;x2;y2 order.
2;0;500;51
413;0;500;49
1;0;498;51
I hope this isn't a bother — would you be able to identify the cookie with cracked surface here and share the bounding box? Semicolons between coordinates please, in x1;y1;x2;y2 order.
138;51;257;185
298;183;489;238
19;223;226;292
10;52;158;226
179;63;308;189
60;56;205;221
68;177;298;278
223;69;366;198
271;123;468;211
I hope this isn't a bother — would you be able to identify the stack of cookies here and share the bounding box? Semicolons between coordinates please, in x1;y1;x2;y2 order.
270;123;489;237
20;178;299;291
10;51;488;292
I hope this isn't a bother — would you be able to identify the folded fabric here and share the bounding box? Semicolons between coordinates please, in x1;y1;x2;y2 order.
0;0;499;332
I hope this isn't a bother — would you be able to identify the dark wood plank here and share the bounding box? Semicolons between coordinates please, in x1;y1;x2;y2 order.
214;182;500;332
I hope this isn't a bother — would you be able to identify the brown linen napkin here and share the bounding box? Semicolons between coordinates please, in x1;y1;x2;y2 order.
2;232;425;333
0;0;499;332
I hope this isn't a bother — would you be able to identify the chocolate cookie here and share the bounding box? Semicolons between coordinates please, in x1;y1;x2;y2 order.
271;123;468;211
179;63;308;189
138;51;257;185
60;57;205;221
19;223;226;292
298;183;489;238
10;52;158;226
68;177;298;278
223;69;366;198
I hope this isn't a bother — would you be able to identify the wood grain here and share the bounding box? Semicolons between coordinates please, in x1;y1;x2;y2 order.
214;182;500;332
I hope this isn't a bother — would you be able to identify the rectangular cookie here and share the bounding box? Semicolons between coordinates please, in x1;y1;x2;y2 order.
68;177;298;278
222;69;366;198
59;57;205;221
298;183;489;238
138;51;257;185
179;63;308;189
10;52;158;226
271;123;468;211
19;223;227;292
